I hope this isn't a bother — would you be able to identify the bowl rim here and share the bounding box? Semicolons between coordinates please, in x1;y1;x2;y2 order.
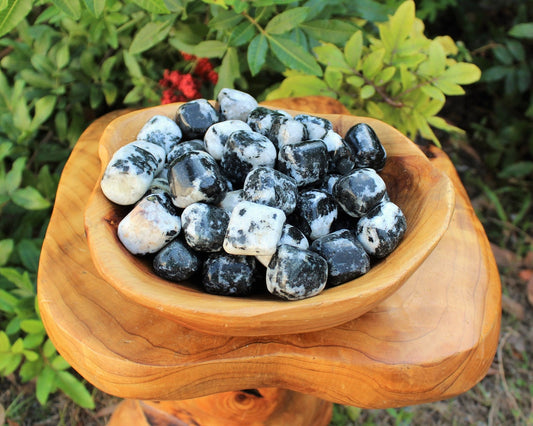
84;102;456;337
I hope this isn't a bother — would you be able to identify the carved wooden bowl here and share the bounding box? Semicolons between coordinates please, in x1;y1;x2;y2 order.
84;103;455;337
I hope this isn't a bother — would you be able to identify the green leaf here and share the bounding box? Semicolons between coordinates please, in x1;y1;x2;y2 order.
442;62;481;85
361;48;385;79
0;289;17;313
5;157;25;194
427;116;464;134
13;97;32;131
268;35;322;76
0;142;12;162
420;84;445;102
36;367;55;405
247;33;268;76
129;18;174;55
17;239;41;273
83;0;106;17
19;359;43;382
418;40;445;77
0;267;34;293
194;40;227;58
346;75;365;88
214;47;239;95
493;45;513;65
31;95;57;132
498;161;533;179
376;66;396;85
129;0;170;13
55;42;70;69
11;187;51;210
19;70;56;89
0;331;9;351
344;31;363;69
103;82;118;106
50;0;82;19
482;65;509;82
209;9;243;30
300;19;356;44
23;331;45;349
1;353;22;375
314;43;349;70
228;21;256;47
100;56;117;81
389;0;415;44
0;0;33;38
360;84;375;99
56;370;95;409
123;51;143;79
0;239;13;266
432;78;465;95
51;355;71;370
508;22;533;39
43;338;56;358
23;349;39;362
265;7;309;35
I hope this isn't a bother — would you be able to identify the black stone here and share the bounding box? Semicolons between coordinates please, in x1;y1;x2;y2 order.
310;229;370;286
181;202;230;252
175;99;220;140
153;239;200;282
166;139;205;165
344;123;387;171
202;252;258;296
277;139;328;187
294;114;332;140
293;189;338;240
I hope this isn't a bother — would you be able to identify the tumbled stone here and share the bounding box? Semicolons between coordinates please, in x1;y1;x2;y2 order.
202;252;258;296
130;140;166;174
146;176;171;196
256;223;309;267
242;166;298;214
153;238;200;282
266;244;328;300
277;139;328;187
221;130;277;186
293;190;338;240
136;115;182;154
268;116;308;148
223;200;286;256
317;174;342;195
218;189;244;214
246;107;286;136
321;130;356;175
181;202;230;252
166;139;205;166
333;168;386;218
344;123;387;171
294;114;332;140
168;150;228;208
117;193;181;255
101;141;162;205
217;88;259;121
204;120;252;160
310;229;370;286
175;99;220;139
356;201;407;258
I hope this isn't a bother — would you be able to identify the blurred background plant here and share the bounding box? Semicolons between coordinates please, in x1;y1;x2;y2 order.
0;0;531;423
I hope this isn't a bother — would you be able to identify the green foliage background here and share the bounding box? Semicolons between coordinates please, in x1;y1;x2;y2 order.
0;0;531;414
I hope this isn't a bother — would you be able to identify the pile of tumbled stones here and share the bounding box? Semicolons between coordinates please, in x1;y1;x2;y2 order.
100;88;406;301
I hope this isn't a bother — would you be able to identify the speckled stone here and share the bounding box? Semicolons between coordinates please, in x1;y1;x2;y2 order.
217;88;259;122
321;130;356;175
181;202;230;252
266;244;328;300
202;252;258;296
101;142;162;205
223;200;286;256
293;190;338;240
166;139;205;166
294;114;332;140
130;140;166;174
204;120;252;160
153;238;200;282
317;174;342;195
146;176;171;196
117;193;181;255
221;130;277;186
168;150;228;208
218;189;244;214
175;99;220;140
246;107;286;136
333;168;387;218
356;201;406;258
277;139;328;187
310;229;370;286
267;116;308;148
256;223;309;267
136;115;182;154
242;166;298;214
344;123;387;171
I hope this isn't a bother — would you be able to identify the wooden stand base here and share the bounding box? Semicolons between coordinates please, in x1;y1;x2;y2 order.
108;389;333;425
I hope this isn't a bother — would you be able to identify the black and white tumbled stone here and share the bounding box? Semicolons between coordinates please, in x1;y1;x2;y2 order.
175;99;220;140
333;168;387;218
355;201;407;258
293;189;338;240
101;141;164;205
181;202;230;252
256;223;309;267
153;238;200;282
246;107;286;136
344;123;387;171
202;252;258;296
321;130;356;175
242;166;298;214
294;114;332;140
223;200;286;256
277;139;328;187
146;176;171;196
266;244;328;300
117;193;181;255
218;189;244;214
267;116;308;149
168;150;228;208
166;139;205;166
221;130;277;186
204;119;252;160
310;229;370;286
217;88;259;122
136;115;182;154
317;174;342;195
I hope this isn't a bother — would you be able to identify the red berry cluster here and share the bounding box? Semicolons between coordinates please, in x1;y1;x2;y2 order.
160;53;218;104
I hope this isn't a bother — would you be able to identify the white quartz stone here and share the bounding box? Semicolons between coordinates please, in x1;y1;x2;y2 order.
217;88;258;121
136;115;182;154
204;120;251;160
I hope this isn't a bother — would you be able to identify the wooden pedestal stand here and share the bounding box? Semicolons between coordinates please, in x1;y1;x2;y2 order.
37;97;501;425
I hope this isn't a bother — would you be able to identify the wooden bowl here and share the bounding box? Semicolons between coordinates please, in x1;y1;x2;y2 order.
84;103;455;337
